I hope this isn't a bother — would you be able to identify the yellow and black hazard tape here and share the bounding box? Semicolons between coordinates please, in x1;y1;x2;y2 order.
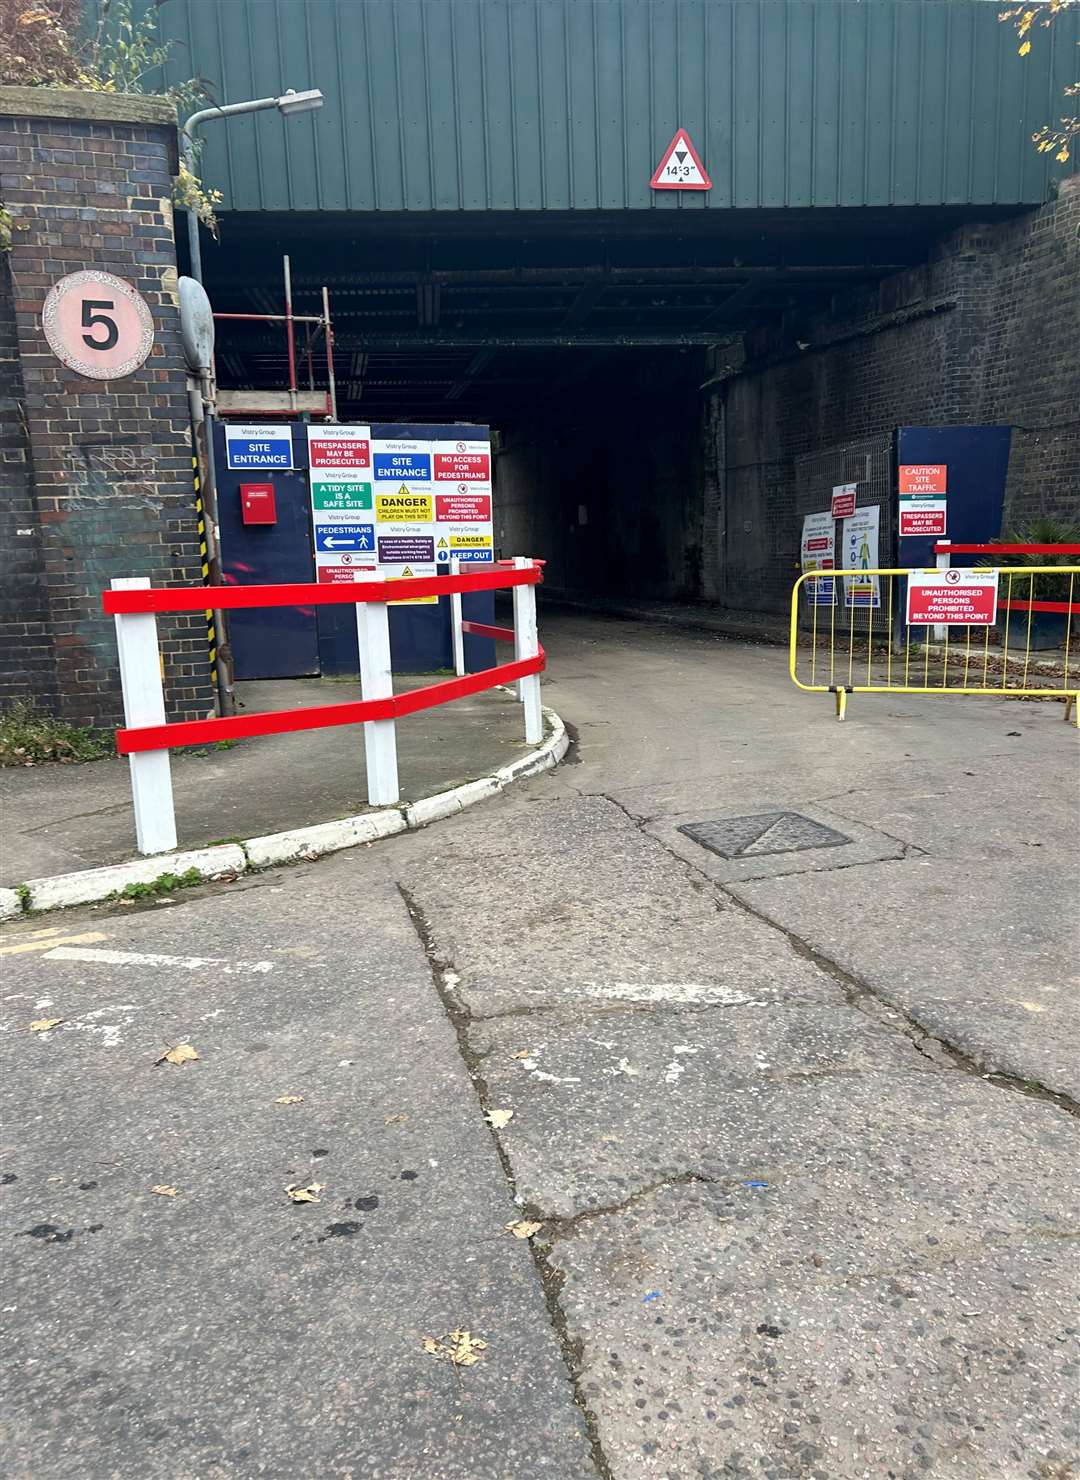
193;452;217;686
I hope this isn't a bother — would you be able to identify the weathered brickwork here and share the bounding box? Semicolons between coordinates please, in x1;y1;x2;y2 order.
711;180;1080;613
0;89;213;727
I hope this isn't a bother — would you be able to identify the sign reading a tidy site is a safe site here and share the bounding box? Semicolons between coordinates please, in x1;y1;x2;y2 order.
906;568;999;626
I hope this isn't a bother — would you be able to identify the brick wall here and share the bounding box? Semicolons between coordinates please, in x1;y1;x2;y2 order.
710;180;1080;614
0;252;58;710
0;87;213;727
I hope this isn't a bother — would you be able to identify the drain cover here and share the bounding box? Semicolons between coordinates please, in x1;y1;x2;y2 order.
678;812;851;859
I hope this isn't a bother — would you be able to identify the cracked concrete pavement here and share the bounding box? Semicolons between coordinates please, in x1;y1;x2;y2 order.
2;609;1078;1478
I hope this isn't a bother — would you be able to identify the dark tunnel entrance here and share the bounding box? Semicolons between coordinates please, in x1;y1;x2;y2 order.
198;205;1025;613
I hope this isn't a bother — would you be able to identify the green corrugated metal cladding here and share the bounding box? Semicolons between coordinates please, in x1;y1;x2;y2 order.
156;0;1078;212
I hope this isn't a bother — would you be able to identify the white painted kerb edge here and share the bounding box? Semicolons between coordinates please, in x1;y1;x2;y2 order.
11;708;567;915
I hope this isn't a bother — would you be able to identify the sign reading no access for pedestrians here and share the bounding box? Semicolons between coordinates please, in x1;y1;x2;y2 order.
906;568;999;626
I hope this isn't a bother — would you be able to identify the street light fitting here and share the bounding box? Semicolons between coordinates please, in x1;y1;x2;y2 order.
276;88;324;115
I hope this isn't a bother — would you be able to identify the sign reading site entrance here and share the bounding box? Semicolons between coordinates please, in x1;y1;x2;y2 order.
225;423;293;470
906;568;998;626
899;463;947;537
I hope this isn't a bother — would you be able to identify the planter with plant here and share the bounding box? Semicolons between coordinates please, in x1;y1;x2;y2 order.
981;518;1080;652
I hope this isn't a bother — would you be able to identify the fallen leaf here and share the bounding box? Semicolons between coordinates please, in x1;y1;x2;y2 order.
285;1182;324;1204
422;1329;488;1367
510;1049;532;1060
275;1095;304;1105
29;1017;63;1033
156;1043;199;1066
384;1112;408;1125
151;1185;179;1197
485;1109;514;1129
507;1219;543;1240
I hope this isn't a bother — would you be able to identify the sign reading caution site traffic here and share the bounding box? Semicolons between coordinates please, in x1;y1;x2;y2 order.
651;129;711;190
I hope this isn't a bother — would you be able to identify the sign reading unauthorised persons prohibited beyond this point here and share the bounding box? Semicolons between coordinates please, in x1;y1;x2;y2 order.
906;568;999;626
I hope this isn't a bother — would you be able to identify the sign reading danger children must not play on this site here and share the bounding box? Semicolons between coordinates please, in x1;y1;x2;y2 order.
376;489;433;522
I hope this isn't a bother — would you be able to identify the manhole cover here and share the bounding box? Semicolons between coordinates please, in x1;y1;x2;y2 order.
678;812;851;859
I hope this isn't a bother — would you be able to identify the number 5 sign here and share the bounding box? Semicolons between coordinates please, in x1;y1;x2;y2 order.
41;270;155;380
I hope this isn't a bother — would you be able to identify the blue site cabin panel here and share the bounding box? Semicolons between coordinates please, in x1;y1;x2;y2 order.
154;0;1076;215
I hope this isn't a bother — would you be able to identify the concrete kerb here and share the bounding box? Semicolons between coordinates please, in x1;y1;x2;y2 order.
2;708;568;919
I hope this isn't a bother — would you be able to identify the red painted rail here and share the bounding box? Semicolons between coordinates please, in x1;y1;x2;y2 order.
933;542;1079;615
105;564;545;756
103;563;540;616
934;542;1080;556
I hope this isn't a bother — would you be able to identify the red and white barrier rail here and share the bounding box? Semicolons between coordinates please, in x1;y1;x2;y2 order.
103;560;545;856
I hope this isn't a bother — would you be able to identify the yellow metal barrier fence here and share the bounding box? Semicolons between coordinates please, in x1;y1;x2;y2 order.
789;567;1079;724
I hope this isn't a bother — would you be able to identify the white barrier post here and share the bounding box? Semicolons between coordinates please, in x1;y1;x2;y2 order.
933;542;949;643
512;556;544;744
356;580;399;805
112;577;177;856
450;556;465;677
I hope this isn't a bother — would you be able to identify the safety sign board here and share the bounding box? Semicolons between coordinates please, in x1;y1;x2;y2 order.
317;556;376;586
315;428;496;596
310;479;372;513
800;512;835;607
436;492;491;523
307;425;376;582
434;449;491;482
906;568;998;626
376;489;433;522
308;426;370;470
225;423;293;470
899;463;947;537
831;483;857;520
899;465;947;495
842;504;881;609
650;129;711;190
385;563;438;605
373;449;431;481
314;524;375;554
378;534;434;563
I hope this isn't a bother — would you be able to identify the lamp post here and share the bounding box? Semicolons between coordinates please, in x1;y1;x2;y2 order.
180;88;323;284
179;88;323;716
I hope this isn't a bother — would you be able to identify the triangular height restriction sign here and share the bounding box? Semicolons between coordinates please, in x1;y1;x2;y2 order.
650;129;711;190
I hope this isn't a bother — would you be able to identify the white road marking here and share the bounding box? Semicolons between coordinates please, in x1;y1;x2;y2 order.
0;931;108;958
41;947;273;974
573;980;766;1007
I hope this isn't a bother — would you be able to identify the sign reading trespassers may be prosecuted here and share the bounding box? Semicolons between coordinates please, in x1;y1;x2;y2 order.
906;568;999;626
